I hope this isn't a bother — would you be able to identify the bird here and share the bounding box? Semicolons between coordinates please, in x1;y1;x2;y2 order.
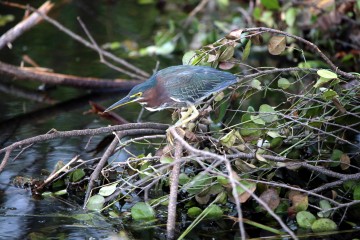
104;65;238;126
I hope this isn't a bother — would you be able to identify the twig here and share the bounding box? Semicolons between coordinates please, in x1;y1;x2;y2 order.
0;123;168;172
166;137;183;240
77;17;144;78
168;127;298;240
83;136;119;207
241;27;358;80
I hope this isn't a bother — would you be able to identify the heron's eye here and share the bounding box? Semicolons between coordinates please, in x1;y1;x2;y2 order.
130;92;143;99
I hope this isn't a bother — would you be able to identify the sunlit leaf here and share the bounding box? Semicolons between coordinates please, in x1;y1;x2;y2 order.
311;218;337;233
261;0;280;10
278;78;291;89
317;69;338;79
54;189;67;196
99;183;117;197
160;155;174;164
296;211;316;229
131;202;156;221
251;79;262;90
285;7;297;26
182;51;197;65
87;195;105;211
220;129;238;148
268;36;286;55
267;131;284;138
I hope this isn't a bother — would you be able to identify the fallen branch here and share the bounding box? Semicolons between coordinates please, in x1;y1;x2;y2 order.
0;60;141;89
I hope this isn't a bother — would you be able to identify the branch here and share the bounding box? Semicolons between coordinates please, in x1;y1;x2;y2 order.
0;60;140;90
0;1;54;49
0;123;168;172
167;138;183;240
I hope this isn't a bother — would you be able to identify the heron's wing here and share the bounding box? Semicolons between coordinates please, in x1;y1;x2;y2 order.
161;67;237;104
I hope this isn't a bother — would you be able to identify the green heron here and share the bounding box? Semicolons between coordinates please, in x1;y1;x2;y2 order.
105;65;237;126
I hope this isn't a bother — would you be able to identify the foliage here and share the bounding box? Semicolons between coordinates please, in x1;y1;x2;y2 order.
5;0;360;239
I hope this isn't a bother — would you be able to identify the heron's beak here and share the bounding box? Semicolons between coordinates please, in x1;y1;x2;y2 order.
104;95;141;112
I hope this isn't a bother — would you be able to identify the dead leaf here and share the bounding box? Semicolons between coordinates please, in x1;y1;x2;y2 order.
226;29;243;40
259;188;280;210
340;153;350;170
268;36;286;55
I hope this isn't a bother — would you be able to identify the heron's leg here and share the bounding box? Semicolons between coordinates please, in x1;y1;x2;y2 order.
136;106;145;123
174;105;199;127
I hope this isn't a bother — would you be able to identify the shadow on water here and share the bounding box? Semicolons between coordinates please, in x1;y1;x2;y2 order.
0;0;164;238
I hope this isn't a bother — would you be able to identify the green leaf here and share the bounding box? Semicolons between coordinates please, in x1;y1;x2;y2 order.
185;173;212;195
311;218;337;233
296;211;316;229
219;46;235;61
278;78;291;89
99;183;117;197
182;51;197;65
253;7;262;20
259;104;278;123
86;195;105;211
179;173;190;185
317;69;338;79
70;169;85;182
260;0;280;10
203;205;223;220
73;213;94;221
250;115;266;125
321;89;338;101
240;122;261;137
160;155;174;164
54;189;67;196
235;180;257;195
353;184;360;200
217;176;230;186
267;131;284;138
330;149;343;167
318;200;332;218
131;202;156;221
187;207;202;218
242;40;252;61
220;130;238;148
251;79;262;90
285;7;297;26
314;77;331;88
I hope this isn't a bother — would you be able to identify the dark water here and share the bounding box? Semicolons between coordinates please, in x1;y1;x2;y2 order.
0;1;171;238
